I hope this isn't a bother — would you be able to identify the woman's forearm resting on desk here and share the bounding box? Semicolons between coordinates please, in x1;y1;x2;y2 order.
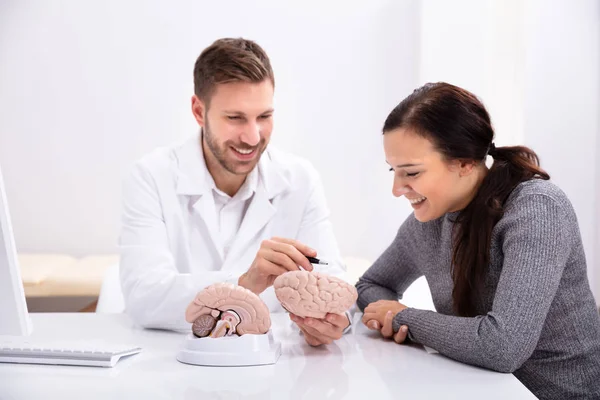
355;190;597;376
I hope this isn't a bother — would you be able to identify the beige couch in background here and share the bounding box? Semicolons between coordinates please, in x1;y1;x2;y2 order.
18;254;119;312
17;254;374;312
17;254;375;313
18;254;435;313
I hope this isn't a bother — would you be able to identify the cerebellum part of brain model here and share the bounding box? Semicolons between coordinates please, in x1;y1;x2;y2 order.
185;283;271;338
273;270;358;318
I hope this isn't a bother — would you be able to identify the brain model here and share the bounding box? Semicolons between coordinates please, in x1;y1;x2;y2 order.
185;283;271;338
273;271;357;318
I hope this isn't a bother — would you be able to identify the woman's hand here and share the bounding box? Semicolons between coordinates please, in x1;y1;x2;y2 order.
362;300;409;343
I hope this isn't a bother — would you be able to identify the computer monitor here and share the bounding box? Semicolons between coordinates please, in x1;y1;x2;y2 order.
0;164;32;336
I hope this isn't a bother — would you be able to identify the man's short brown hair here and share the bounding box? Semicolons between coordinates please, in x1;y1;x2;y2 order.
193;38;274;104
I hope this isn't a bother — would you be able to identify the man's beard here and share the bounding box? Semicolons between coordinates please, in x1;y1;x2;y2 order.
203;119;267;175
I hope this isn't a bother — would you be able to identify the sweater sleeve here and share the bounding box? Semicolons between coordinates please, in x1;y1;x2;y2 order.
356;215;423;311
392;194;570;373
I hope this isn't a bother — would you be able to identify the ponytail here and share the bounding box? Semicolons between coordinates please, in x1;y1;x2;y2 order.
451;145;549;317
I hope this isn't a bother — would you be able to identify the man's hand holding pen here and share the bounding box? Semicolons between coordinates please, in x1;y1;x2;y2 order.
237;237;349;346
238;237;317;295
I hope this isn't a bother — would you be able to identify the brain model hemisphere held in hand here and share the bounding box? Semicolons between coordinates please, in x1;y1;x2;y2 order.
273;270;358;318
185;283;271;338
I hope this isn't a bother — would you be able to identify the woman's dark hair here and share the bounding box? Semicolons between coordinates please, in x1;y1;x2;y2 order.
383;82;549;317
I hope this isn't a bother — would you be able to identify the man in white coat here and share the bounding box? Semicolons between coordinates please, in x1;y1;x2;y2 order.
119;38;351;346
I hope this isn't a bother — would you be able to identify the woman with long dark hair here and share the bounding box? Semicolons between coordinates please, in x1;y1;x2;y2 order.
357;82;600;399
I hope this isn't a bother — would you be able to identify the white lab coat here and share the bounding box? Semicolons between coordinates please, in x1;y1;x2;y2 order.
119;135;347;330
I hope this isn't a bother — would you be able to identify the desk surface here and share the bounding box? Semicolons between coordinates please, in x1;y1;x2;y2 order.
0;313;535;400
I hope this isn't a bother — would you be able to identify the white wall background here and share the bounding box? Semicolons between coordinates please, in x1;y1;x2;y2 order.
419;0;527;146
0;0;598;301
417;0;600;302
521;0;600;304
0;0;419;261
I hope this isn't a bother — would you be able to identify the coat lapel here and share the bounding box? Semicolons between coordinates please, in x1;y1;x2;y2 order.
174;135;224;263
191;194;223;261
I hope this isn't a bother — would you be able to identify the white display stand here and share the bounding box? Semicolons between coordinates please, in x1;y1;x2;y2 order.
176;330;281;367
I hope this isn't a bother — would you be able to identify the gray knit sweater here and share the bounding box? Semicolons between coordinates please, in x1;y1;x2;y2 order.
356;179;600;399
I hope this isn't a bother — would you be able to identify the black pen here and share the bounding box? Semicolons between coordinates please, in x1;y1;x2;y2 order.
306;256;328;265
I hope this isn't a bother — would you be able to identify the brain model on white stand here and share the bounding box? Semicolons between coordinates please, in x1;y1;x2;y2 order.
177;283;280;367
274;270;357;318
184;282;271;338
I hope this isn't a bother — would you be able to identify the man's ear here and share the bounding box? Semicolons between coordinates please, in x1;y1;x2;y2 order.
191;95;206;127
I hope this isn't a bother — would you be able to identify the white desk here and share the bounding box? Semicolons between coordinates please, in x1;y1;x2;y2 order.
0;313;535;399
